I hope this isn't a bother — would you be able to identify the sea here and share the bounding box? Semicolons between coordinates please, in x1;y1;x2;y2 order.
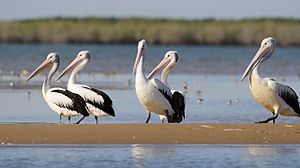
0;43;300;167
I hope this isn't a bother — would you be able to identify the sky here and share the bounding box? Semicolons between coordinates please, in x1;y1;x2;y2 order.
0;0;300;20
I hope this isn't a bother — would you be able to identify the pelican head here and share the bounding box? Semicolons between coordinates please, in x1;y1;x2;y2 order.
26;53;60;82
241;37;276;81
132;39;147;75
147;51;179;79
56;50;90;81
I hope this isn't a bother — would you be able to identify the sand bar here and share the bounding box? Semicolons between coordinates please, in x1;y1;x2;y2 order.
0;123;300;144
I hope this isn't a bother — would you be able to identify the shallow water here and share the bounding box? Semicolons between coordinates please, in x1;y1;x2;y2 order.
0;144;300;168
0;44;299;124
0;74;299;124
0;43;300;75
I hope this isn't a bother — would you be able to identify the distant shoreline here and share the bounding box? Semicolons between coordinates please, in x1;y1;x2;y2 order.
0;17;300;46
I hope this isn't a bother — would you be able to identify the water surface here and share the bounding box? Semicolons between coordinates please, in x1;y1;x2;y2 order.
0;145;299;168
0;43;299;123
0;43;300;75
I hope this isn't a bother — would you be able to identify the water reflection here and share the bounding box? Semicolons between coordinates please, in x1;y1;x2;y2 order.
248;146;298;167
131;145;175;168
0;145;300;167
248;146;297;156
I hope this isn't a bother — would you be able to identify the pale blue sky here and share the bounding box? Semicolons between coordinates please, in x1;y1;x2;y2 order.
1;0;299;20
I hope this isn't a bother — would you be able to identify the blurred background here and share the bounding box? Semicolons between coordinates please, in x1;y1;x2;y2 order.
0;0;300;46
0;0;300;123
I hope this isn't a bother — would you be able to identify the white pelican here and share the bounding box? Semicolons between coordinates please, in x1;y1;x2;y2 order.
56;51;115;124
147;51;185;123
241;37;300;123
133;39;182;123
26;53;89;124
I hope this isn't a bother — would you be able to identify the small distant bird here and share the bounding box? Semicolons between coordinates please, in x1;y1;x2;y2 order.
56;51;115;124
133;39;181;123
241;37;300;123
126;79;131;87
26;53;89;124
147;51;185;123
9;82;15;88
27;91;31;100
197;98;203;104
21;68;30;76
9;70;16;76
183;81;188;94
196;90;202;97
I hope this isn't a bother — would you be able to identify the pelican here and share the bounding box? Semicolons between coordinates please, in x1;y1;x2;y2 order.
133;39;182;123
56;51;115;124
26;53;89;124
241;37;300;123
147;51;185;123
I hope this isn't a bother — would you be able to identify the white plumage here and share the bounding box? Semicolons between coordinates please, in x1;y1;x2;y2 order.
69;84;114;117
56;51;115;124
147;51;185;123
44;88;82;117
241;37;300;123
26;53;89;124
133;39;181;123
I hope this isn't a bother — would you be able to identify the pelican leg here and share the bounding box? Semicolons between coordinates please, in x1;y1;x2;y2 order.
68;116;71;124
95;116;99;124
145;111;151;123
161;119;165;123
272;113;279;123
75;116;86;124
255;114;278;124
59;114;62;124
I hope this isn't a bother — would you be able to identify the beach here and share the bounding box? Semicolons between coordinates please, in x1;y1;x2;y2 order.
1;123;300;144
0;44;300;167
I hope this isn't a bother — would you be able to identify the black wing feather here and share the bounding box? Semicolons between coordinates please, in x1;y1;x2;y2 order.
172;91;185;119
82;86;115;117
157;88;184;123
51;89;89;116
278;86;300;115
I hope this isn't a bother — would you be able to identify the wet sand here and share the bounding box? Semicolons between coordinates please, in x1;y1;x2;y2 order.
0;123;300;144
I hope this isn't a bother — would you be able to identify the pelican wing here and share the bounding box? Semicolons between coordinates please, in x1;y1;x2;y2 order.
152;79;184;123
82;86;115;116
77;85;115;116
171;90;186;119
268;79;300;115
48;88;89;116
151;78;172;100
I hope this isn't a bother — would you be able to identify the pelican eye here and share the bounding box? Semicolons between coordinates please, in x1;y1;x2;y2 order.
264;42;267;45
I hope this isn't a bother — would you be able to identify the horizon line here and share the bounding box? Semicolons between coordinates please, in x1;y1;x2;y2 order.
1;15;300;22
